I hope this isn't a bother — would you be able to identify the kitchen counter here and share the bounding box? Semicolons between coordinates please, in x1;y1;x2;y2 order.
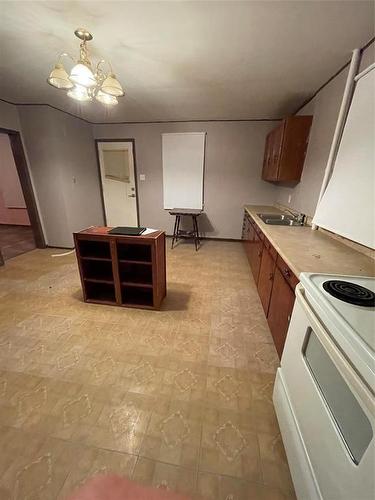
244;205;375;277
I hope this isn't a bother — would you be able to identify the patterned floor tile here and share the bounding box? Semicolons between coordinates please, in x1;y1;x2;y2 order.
0;240;292;499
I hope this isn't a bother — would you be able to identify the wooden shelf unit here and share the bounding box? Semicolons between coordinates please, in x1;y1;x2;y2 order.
74;227;166;310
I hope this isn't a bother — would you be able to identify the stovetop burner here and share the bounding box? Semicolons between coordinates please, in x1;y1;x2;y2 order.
323;280;375;307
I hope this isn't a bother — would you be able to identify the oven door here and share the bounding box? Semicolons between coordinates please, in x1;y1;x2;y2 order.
278;284;374;500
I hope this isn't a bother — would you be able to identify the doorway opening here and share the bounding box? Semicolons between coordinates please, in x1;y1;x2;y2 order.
0;128;45;264
95;139;140;227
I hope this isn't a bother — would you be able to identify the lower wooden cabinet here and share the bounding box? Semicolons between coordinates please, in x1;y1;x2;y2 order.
257;246;276;315
267;266;295;358
249;228;263;283
242;211;298;358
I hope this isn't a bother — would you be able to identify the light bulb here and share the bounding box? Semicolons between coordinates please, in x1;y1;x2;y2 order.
69;63;96;88
67;85;92;102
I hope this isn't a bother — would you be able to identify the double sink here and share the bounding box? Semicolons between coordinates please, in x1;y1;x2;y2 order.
257;213;305;226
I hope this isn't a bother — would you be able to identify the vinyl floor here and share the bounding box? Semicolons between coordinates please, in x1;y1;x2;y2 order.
0;240;295;499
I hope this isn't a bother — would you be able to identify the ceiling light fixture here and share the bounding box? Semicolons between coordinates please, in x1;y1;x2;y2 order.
47;28;124;106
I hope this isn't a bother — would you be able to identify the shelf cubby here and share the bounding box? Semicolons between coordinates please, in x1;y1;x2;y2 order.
85;281;116;303
117;243;151;263
82;259;113;282
121;285;154;307
119;262;152;286
78;239;111;259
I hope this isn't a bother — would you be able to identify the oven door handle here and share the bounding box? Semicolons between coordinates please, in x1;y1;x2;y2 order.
296;285;374;412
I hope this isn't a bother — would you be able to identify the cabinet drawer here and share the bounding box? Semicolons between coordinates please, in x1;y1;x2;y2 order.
276;255;299;290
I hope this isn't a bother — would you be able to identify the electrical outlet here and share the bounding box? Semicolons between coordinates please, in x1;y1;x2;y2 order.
288;195;292;204
140;174;146;181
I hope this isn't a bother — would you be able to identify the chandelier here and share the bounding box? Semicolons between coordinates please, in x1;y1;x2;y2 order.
47;28;124;106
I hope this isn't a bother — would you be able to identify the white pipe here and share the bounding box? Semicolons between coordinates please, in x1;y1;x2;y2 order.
354;62;375;82
51;249;75;257
311;48;362;230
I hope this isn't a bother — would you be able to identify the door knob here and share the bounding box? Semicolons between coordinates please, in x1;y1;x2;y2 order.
128;194;136;198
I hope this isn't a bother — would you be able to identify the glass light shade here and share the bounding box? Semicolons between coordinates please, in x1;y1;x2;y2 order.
101;73;124;97
67;85;92;102
69;63;97;88
47;63;73;89
95;90;118;106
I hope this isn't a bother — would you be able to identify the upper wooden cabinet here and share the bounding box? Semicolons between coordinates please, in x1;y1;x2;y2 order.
262;116;313;182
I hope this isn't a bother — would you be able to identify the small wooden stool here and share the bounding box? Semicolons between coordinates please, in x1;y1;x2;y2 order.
169;208;203;251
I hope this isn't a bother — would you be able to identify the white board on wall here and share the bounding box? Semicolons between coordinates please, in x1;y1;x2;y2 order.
162;132;206;209
312;66;375;249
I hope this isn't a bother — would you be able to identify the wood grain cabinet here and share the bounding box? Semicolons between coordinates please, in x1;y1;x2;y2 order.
242;214;263;284
267;266;296;358
242;211;299;358
250;225;263;283
262;116;313;182
257;238;277;315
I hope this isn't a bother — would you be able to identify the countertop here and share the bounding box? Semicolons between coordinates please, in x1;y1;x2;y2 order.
244;205;375;278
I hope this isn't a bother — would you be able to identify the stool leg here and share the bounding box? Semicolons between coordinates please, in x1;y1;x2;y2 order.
193;215;199;251
171;215;178;249
195;216;201;247
176;215;181;243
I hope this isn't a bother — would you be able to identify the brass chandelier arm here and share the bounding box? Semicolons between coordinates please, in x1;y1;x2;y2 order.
55;52;76;67
95;59;113;80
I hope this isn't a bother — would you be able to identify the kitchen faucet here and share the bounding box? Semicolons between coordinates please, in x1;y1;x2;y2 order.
283;208;306;225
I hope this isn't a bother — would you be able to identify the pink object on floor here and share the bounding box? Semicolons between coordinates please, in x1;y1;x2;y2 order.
67;474;192;500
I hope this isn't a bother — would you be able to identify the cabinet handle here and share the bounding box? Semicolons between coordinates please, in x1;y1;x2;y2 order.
258;250;262;257
269;272;273;281
287;314;291;323
284;268;291;278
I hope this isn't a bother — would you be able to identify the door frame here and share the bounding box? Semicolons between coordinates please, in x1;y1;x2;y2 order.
0;127;46;251
94;138;140;227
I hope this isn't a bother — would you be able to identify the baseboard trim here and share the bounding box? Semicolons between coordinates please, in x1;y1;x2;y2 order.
165;235;242;243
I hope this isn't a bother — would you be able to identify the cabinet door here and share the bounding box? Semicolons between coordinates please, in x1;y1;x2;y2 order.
245;217;252;262
262;132;273;179
249;230;262;284
257;247;276;315
270;124;284;180
278;116;312;182
267;266;295;358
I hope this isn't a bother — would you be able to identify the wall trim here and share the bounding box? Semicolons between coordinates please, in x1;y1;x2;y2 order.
2;36;373;125
0;97;282;124
165;234;242;243
93;118;282;125
0;98;92;125
294;36;375;115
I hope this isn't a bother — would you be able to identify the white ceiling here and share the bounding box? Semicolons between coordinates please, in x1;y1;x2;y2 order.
1;1;374;123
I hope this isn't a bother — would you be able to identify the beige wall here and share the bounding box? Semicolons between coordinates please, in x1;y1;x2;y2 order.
0;133;30;225
93;121;277;238
275;43;375;216
18;106;104;247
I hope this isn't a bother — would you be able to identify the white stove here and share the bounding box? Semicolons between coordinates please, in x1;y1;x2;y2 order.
273;273;375;500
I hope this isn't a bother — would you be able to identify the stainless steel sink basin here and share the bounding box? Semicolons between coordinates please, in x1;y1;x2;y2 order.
257;213;304;226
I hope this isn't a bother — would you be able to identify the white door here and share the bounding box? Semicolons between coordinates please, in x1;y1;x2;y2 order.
97;141;138;227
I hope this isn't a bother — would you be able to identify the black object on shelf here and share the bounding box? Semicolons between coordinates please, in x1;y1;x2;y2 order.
108;227;146;236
